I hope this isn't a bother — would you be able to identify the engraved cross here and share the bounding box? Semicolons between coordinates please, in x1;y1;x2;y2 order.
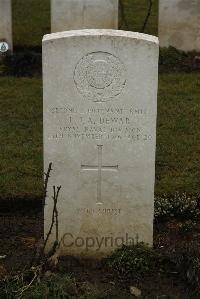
81;145;118;205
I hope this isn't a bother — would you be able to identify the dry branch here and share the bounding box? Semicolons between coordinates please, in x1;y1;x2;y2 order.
43;162;53;205
141;0;153;33
43;185;61;254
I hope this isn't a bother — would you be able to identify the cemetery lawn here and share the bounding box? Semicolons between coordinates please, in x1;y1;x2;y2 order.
12;0;50;49
0;72;199;200
0;77;43;200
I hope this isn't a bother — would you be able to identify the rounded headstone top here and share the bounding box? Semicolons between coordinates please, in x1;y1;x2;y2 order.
43;29;159;46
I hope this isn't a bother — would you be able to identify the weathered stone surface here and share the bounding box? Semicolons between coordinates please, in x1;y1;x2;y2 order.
130;286;142;297
43;29;159;258
159;0;200;51
0;0;12;53
51;0;118;32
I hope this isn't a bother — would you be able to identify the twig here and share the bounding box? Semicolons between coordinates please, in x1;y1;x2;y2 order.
42;185;61;254
4;165;62;297
32;163;61;267
17;272;37;299
54;187;59;242
30;163;53;267
141;0;153;33
44;162;53;204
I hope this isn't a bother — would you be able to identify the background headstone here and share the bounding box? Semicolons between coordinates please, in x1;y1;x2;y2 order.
43;29;159;258
51;0;119;32
159;0;200;52
0;0;12;54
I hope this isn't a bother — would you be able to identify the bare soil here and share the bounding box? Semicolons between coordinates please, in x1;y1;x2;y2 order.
0;203;199;298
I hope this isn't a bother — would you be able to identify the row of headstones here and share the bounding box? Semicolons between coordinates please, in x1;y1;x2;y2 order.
1;0;200;54
1;1;198;258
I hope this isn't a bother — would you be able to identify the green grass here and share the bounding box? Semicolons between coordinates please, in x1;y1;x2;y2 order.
0;73;199;200
0;77;43;200
156;73;200;195
1;273;100;299
12;0;50;49
12;0;158;49
120;0;158;36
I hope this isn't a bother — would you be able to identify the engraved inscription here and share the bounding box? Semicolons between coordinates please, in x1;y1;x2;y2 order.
81;145;118;205
74;52;126;102
77;208;121;216
48;105;153;142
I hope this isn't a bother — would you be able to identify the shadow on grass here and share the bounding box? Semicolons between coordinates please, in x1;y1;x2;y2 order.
1;47;200;78
0;47;42;77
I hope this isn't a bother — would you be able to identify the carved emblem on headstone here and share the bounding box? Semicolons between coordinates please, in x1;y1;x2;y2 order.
74;52;126;102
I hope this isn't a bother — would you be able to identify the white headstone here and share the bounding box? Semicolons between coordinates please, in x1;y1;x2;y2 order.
0;0;12;54
159;0;200;51
43;29;159;258
51;0;118;32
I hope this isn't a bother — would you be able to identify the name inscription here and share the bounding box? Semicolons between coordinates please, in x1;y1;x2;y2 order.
48;105;153;142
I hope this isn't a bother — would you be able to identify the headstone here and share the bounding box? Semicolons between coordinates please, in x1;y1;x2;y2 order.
51;0;118;32
43;29;159;258
159;0;200;51
0;0;12;55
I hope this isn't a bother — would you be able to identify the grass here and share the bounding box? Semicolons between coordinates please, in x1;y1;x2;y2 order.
1;273;100;299
108;242;158;280
12;0;158;49
0;73;199;200
0;77;43;200
12;0;50;49
120;0;158;35
157;73;200;195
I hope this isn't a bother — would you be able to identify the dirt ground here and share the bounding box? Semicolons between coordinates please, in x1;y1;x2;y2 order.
0;203;199;299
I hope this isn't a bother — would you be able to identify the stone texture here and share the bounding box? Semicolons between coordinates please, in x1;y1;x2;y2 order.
51;0;118;32
43;29;159;258
0;0;12;52
130;286;142;297
159;0;200;51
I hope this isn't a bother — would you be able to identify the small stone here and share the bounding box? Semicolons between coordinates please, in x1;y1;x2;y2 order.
0;255;6;259
44;270;53;278
130;286;141;297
